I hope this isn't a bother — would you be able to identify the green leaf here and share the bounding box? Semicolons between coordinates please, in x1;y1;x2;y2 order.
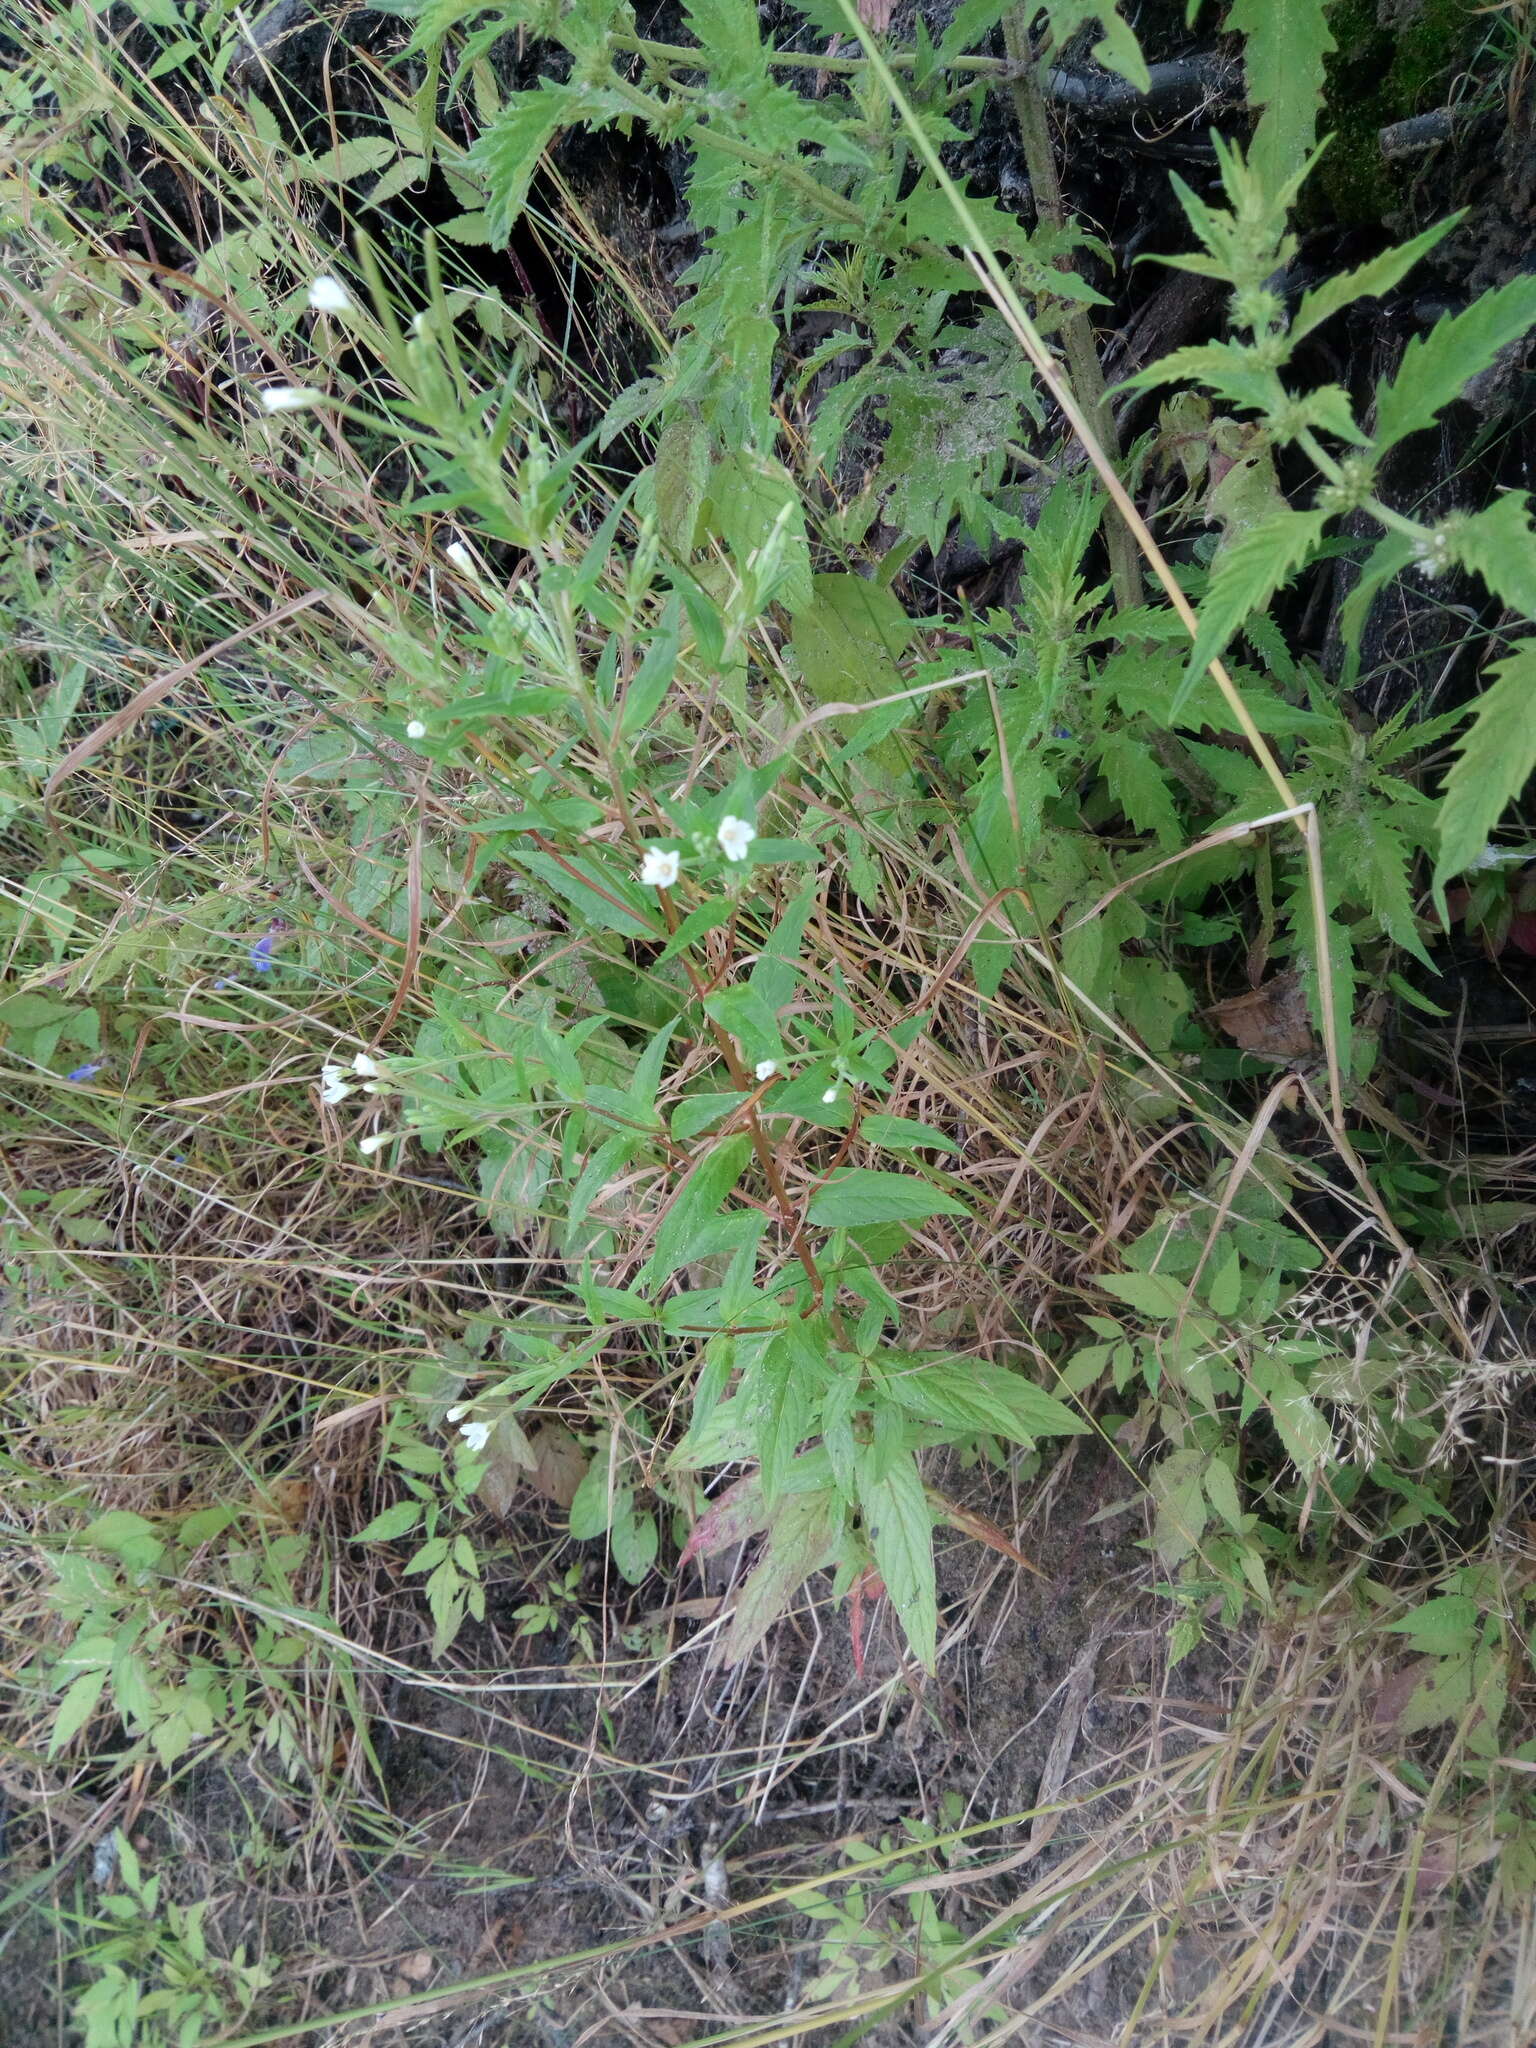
748;1322;820;1503
1288;217;1457;345
569;1448;617;1541
645;1134;753;1284
472;83;624;244
1440;493;1536;619
82;1511;165;1569
1252;1359;1333;1471
654;413;710;555
1383;1593;1479;1656
791;573;913;710
1181;508;1327;704
610;1505;660;1583
807;1170;969;1228
289;136;398;184
1228;0;1337;191
1373;275;1536;455
356;1499;423;1542
1436;641;1536;885
50;1668;109;1754
876;1357;1087;1445
857;1450;937;1671
1202;1457;1245;1531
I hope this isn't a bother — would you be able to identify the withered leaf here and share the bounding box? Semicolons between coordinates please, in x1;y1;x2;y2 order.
1205;971;1314;1059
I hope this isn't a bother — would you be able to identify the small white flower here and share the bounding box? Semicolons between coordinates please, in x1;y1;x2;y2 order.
640;846;681;888
358;1131;392;1157
307;275;351;313
822;1086;839;1104
444;541;476;574
362;1081;388;1095
446;1404;468;1422
319;1063;354;1105
459;1420;492;1452
259;384;322;413
755;1059;779;1081
405;718;427;740
352;1052;380;1078
716;814;756;863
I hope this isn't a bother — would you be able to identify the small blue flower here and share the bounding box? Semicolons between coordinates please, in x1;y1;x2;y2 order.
248;932;277;972
67;1062;104;1082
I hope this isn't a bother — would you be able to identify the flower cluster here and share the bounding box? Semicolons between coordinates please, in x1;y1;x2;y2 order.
320;1050;390;1105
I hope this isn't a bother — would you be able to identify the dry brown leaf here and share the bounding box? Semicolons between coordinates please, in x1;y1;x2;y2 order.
1205;971;1314;1059
527;1422;587;1508
856;0;895;30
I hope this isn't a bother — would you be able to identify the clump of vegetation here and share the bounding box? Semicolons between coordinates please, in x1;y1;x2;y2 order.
3;2;1535;2042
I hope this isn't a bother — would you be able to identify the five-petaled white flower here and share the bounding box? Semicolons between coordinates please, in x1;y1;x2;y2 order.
259;384;322;413
640;846;681;889
459;1420;492;1452
821;1086;839;1104
307;275;351;313
716;814;756;863
444;541;476;574
320;1062;354;1105
405;718;427;740
755;1059;778;1081
358;1131;392;1156
352;1052;380;1078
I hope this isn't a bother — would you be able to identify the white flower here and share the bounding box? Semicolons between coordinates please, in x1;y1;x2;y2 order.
307;275;351;313
446;1404;468;1422
259;384;322;413
444;541;476;574
358;1131;392;1157
755;1059;778;1081
320;1063;354;1105
821;1086;839;1104
405;718;427;740
640;846;681;888
459;1420;492;1452
716;814;756;863
352;1052;380;1078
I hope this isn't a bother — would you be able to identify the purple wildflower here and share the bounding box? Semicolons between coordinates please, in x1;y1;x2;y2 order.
67;1062;105;1082
248;932;277;973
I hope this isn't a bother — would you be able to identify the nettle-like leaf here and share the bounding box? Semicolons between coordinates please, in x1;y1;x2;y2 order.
1227;0;1337;192
1371;275;1536;456
1436;641;1536;885
471;82;628;244
1181;507;1327;704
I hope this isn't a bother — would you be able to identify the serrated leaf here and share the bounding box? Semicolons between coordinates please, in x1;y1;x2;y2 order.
1373;275;1536;455
289;136;398;184
1436;640;1536;884
471;83;624;244
654;413;710;555
1202;1456;1245;1531
1229;0;1336;191
1181;508;1326;704
876;1356;1087;1444
1383;1592;1479;1656
1253;1360;1332;1471
1289;217;1457;345
50;1668;109;1754
857;1449;937;1670
1440;492;1536;619
807;1170;969;1227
